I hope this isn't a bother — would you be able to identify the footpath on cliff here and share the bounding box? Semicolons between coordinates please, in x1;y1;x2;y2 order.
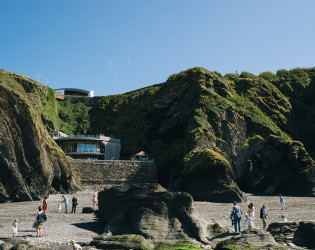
0;189;315;249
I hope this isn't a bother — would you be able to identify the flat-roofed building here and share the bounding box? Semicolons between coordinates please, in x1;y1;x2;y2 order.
49;131;120;160
54;88;94;99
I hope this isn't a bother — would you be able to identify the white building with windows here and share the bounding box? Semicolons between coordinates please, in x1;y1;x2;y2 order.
49;131;121;160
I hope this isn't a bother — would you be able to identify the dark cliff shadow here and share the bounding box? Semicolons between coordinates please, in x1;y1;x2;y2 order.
71;216;104;234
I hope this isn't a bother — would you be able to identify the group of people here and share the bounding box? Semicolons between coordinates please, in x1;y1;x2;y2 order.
231;194;288;233
58;193;98;213
10;192;99;249
59;195;79;213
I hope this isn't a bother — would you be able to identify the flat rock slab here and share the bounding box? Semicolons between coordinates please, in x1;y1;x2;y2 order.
241;228;279;247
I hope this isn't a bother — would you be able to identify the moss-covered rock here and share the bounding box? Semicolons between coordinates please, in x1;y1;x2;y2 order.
90;234;151;249
4;66;315;202
54;66;315;200
0;69;79;202
154;242;204;250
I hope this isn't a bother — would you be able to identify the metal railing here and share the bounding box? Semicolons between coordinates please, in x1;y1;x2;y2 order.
73;159;155;166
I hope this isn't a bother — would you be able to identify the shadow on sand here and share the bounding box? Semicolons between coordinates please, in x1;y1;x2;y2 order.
71;218;104;235
208;232;242;241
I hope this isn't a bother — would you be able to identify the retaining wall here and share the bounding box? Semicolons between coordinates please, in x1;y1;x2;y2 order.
70;160;157;188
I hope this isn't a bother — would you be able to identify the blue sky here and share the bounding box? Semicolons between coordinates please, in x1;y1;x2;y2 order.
1;1;315;96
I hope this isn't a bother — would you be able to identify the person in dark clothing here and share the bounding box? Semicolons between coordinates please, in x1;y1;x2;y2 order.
260;204;268;229
71;196;78;213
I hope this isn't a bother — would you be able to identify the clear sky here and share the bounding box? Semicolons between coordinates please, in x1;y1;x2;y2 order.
1;1;315;96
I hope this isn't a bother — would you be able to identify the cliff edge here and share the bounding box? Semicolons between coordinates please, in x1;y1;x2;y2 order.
0;69;79;202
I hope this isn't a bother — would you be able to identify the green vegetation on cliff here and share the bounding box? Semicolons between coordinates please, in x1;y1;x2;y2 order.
0;69;78;202
51;66;315;200
2;66;315;201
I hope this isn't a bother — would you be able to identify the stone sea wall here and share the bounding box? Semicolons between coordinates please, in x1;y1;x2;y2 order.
70;160;157;187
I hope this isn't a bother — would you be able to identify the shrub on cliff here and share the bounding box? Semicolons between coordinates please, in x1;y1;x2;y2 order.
240;71;257;79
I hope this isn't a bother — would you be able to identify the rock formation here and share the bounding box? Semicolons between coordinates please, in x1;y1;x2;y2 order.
293;221;315;248
0;69;79;202
98;183;215;243
3;66;315;202
90;234;151;250
62;67;315;201
268;221;315;249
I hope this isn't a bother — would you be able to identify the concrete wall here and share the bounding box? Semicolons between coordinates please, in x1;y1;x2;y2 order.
70;160;157;188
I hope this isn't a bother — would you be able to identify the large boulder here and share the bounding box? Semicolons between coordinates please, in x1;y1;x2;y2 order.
293;221;315;249
215;229;281;249
98;183;214;243
240;228;280;247
267;222;299;245
0;70;79;202
90;234;151;250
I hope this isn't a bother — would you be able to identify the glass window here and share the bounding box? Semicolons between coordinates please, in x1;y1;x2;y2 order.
78;143;100;153
62;143;76;153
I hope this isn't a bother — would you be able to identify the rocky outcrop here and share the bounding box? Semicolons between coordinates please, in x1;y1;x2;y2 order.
240;228;279;247
215;229;283;249
81;67;315;201
268;221;315;249
4;66;315;202
293;221;315;249
0;69;79;202
90;234;151;250
98;183;215;243
267;222;298;245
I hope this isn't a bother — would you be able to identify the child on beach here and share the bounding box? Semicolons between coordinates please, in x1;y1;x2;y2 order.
92;192;98;209
244;213;253;229
71;240;82;249
58;202;62;211
12;219;18;237
281;215;287;222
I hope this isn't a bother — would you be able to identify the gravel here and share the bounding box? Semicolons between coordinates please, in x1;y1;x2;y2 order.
195;194;315;229
0;190;103;249
1;191;315;249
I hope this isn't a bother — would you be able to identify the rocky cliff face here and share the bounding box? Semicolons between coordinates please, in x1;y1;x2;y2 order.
7;66;314;202
70;67;315;201
0;69;79;202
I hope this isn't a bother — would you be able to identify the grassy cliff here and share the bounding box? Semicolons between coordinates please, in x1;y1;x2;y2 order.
53;67;315;201
0;69;79;202
4;66;314;202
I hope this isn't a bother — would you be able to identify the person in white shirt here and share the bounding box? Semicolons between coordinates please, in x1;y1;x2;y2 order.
61;195;68;213
71;240;82;249
244;213;253;229
281;215;287;222
12;219;18;237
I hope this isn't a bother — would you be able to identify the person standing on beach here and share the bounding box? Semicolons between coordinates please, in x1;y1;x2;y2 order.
12;219;18;237
42;197;48;213
233;201;242;233
260;204;268;229
247;203;255;228
71;196;78;213
92;192;98;209
61;195;68;213
35;206;47;237
279;194;286;210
